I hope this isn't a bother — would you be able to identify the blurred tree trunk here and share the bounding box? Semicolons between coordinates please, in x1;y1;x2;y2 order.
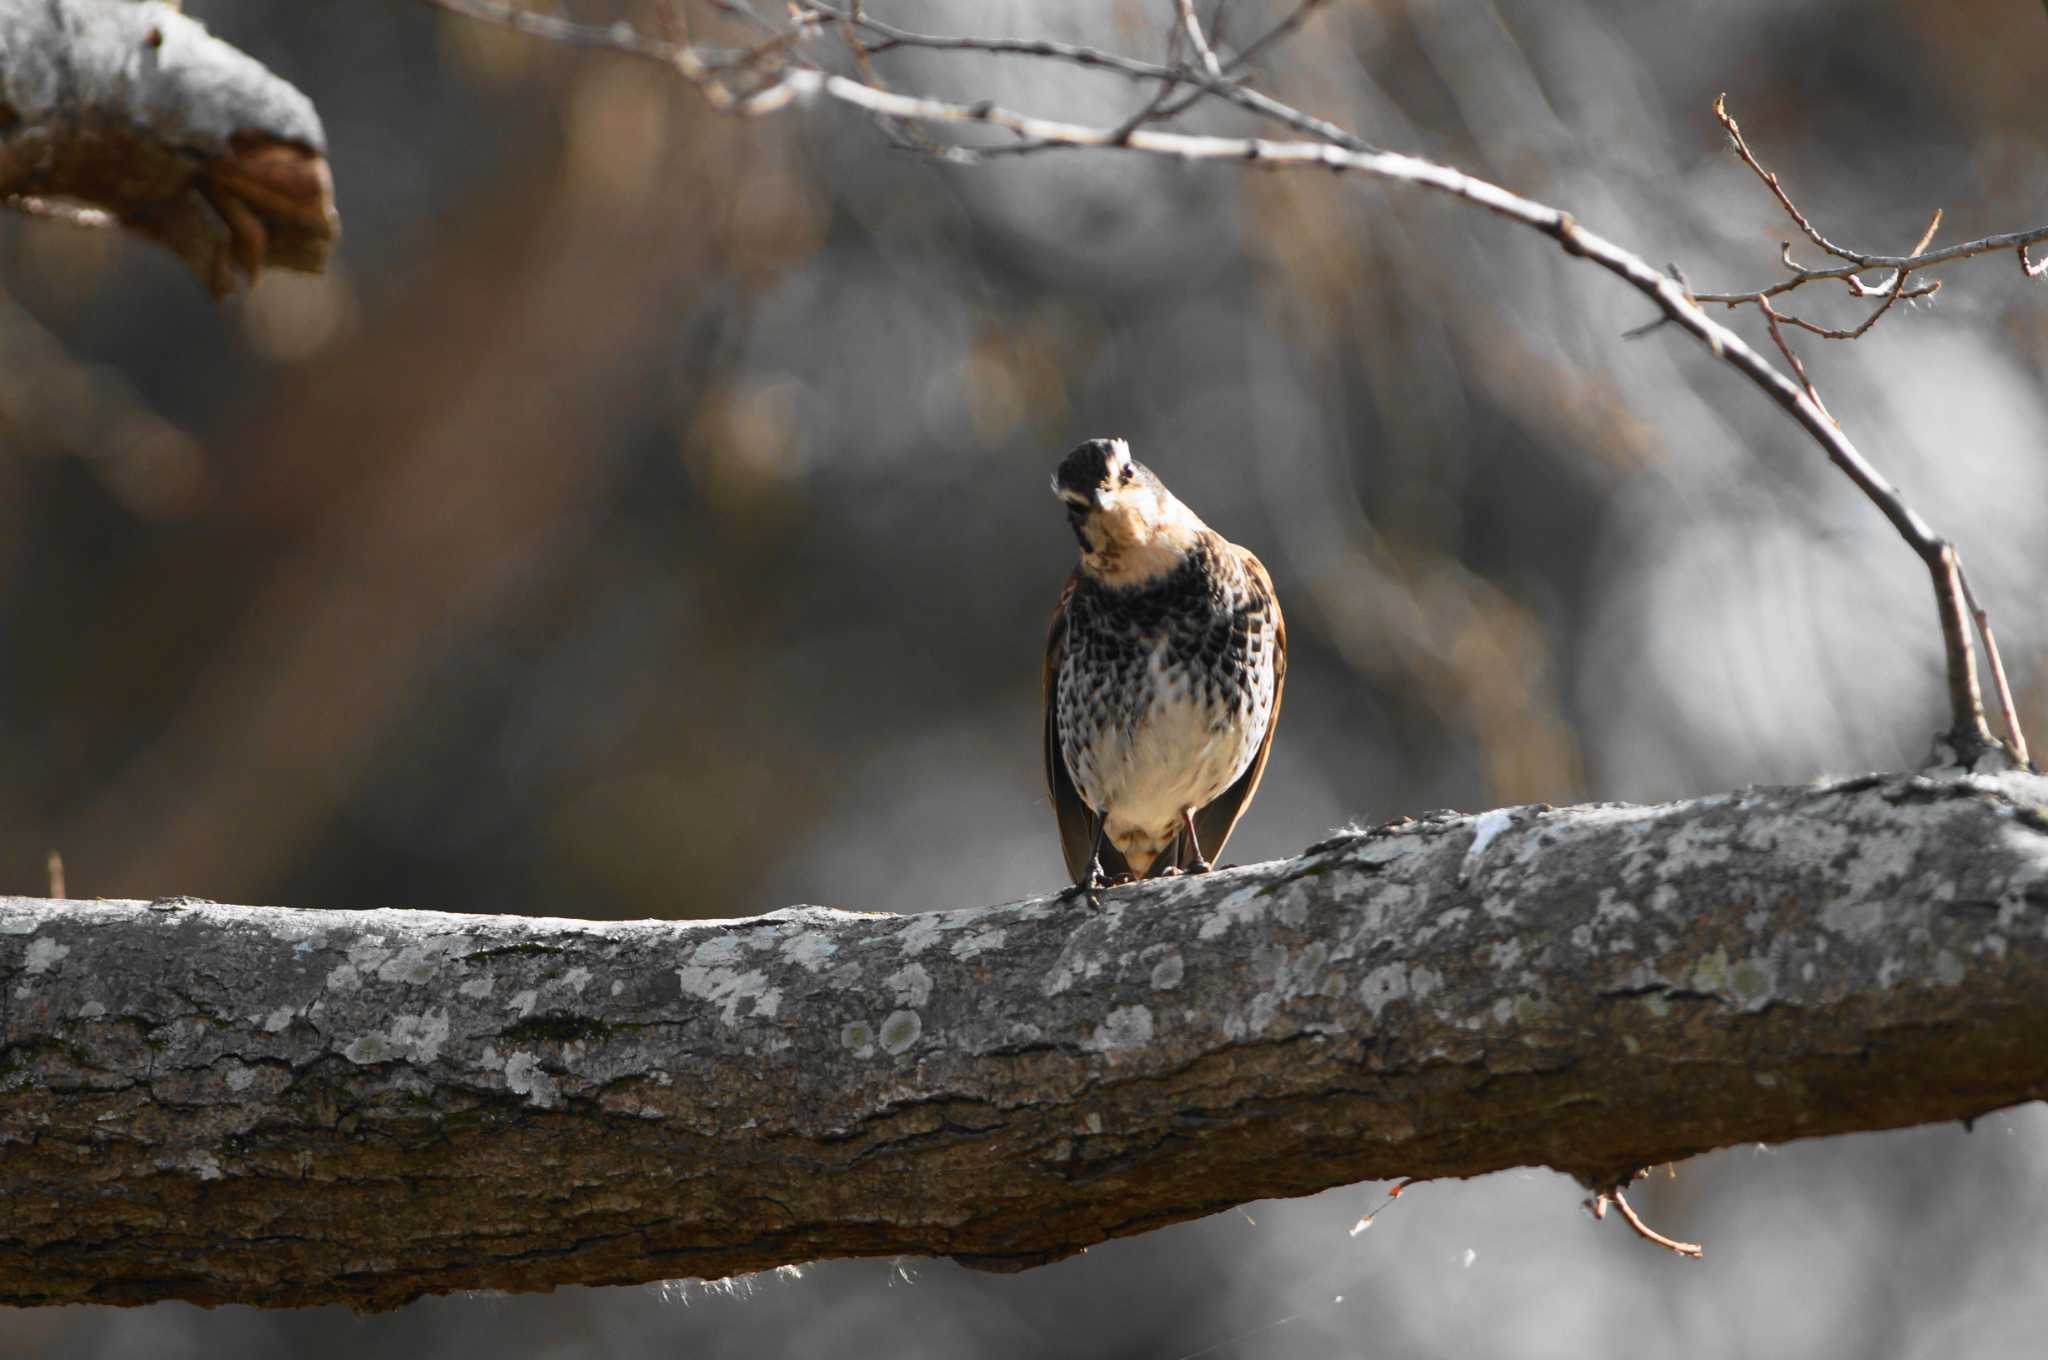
3;770;2044;1309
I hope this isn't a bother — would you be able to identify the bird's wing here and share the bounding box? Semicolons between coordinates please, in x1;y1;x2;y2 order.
1187;545;1286;868
1045;573;1131;884
1045;573;1098;884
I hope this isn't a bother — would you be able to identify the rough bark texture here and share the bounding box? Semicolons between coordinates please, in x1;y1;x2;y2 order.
0;0;338;294
3;770;2046;1309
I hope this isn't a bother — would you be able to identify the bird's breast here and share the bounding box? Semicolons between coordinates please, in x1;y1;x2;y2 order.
1057;571;1277;834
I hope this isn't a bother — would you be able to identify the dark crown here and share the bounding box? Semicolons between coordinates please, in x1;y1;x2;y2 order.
1056;438;1132;497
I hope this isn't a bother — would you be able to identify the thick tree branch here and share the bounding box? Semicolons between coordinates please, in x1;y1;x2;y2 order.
4;771;2046;1309
0;0;339;295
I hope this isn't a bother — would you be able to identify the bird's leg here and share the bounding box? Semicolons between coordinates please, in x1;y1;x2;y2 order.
1059;809;1112;907
1180;808;1213;874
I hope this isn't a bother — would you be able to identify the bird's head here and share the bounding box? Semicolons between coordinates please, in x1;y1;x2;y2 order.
1052;437;1205;585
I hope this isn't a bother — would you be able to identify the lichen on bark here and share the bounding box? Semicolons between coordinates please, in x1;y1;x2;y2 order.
2;770;2045;1309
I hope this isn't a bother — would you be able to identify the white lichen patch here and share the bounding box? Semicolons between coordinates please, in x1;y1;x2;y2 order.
263;1004;296;1033
878;1009;922;1055
1820;896;1884;941
1147;947;1185;991
225;1063;257;1093
1592;890;1641;926
690;935;745;967
1248;990;1280;1034
508;988;539;1017
22;937;69;974
375;940;458;985
1351;837;1422;868
885;962;933;1008
1042;934;1110;997
458;975;495;999
560;967;592;995
1197;882;1270;941
504;1050;560;1108
783;931;839;973
840;1020;875;1057
1358;964;1410;1019
341;1009;451;1066
951;928;1006;961
324;963;361;995
77;1000;106;1019
1087;1004;1154;1059
0;916;38;935
894;914;947;957
674;964;778;1026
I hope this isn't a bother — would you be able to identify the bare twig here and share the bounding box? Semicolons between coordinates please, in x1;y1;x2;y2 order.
1958;563;2032;768
1700;98;2048;313
1936;544;1993;761
1176;0;1226;80
796;1;1373;150
1589;1189;1704;1259
45;851;63;900
1757;297;1834;423
1715;93;1858;263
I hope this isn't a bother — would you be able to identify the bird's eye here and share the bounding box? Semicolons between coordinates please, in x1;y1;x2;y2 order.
1119;466;1135;485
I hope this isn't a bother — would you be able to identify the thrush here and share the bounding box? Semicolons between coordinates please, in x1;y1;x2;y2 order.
1044;437;1286;896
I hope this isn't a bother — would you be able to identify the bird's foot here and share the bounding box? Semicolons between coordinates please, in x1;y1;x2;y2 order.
1059;861;1118;909
1057;881;1103;910
1188;857;1213;874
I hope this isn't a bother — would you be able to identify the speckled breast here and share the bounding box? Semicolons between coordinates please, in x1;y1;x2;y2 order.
1057;545;1277;824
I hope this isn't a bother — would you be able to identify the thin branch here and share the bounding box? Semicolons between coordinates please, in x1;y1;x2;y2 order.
1211;0;1333;76
420;4;2022;762
795;1;1374;150
1176;0;1226;80
1590;1190;1705;1259
1958;563;2032;768
1715;93;1860;263
1757;296;1834;423
1699;97;2048;308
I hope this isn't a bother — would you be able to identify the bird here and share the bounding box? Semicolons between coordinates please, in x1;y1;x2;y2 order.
1044;437;1285;898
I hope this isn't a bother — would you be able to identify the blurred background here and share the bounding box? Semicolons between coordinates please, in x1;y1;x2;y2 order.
4;0;2046;1354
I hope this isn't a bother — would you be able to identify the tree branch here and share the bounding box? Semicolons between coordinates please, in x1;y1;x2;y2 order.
5;771;2046;1309
0;0;339;295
